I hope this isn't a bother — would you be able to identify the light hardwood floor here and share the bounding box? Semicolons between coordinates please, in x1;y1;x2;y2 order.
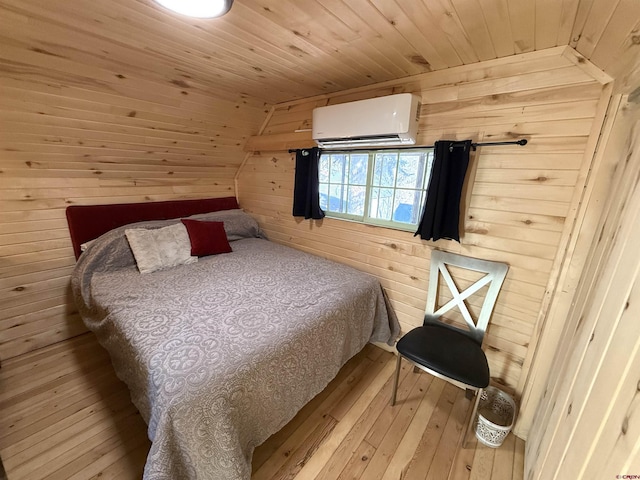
0;334;524;479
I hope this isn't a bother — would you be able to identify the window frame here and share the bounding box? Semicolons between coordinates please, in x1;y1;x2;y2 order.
318;148;434;232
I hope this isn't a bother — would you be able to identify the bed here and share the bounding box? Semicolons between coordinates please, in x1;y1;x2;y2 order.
67;197;400;480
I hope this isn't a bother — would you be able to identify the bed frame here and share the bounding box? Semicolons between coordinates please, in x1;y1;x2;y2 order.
66;196;239;259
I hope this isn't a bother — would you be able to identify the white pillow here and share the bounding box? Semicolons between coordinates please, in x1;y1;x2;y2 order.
125;223;197;274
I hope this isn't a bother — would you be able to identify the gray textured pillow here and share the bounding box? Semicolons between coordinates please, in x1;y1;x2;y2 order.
125;223;197;274
187;209;267;241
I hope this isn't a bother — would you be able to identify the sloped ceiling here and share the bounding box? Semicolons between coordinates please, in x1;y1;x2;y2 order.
2;0;638;107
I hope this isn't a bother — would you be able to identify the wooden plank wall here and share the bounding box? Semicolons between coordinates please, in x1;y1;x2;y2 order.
0;35;266;362
524;97;640;479
513;88;620;438
237;47;611;401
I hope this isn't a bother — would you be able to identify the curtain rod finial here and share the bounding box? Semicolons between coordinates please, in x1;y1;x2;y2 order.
517;139;528;146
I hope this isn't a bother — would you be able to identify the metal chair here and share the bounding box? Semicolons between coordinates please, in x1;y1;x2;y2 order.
390;250;508;445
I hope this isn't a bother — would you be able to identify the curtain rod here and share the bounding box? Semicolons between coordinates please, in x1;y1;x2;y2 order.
288;139;527;153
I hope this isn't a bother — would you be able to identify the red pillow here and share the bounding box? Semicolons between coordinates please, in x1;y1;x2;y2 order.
181;219;232;257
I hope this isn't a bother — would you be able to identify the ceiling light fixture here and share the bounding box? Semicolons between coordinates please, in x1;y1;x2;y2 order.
154;0;233;18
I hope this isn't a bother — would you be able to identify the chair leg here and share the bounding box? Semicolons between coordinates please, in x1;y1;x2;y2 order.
390;354;402;406
462;388;482;448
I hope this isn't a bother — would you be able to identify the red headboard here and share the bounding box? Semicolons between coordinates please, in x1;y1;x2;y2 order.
66;196;240;259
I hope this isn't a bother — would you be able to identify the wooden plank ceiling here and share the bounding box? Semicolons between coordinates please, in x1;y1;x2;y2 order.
1;0;637;107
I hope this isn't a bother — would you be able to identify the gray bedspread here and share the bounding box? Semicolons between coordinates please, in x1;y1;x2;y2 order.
71;211;400;479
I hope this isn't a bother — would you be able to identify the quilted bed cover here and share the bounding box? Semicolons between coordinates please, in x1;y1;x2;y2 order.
71;211;400;479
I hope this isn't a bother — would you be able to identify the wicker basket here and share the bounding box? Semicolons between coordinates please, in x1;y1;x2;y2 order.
475;386;516;448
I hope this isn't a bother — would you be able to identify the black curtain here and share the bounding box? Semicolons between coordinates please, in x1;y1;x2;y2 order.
415;140;472;242
292;147;325;220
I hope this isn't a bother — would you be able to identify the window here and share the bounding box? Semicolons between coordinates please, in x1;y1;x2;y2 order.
318;148;434;231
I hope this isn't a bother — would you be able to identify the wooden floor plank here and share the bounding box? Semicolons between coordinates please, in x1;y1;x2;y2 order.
364;360;422;448
359;371;433;479
513;438;526;480
0;334;525;480
259;414;338;480
86;440;150;480
326;347;387;422
380;376;447;480
0;370;123;447
403;383;460;480
2;387;132;461
295;359;397;480
470;443;497;480
336;440;376;480
5;400;139;479
426;389;470;480
45;410;146;480
0;334;94;374
492;433;516;480
448;434;477;480
62;432;149;480
314;371;399;480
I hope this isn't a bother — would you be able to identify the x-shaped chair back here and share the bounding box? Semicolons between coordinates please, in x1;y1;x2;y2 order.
425;250;509;346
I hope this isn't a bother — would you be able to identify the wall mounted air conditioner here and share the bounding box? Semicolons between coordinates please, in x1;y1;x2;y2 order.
312;93;421;149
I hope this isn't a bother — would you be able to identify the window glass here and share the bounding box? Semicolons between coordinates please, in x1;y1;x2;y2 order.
318;148;434;231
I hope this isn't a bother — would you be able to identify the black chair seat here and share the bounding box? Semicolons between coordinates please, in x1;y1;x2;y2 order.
396;324;490;388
